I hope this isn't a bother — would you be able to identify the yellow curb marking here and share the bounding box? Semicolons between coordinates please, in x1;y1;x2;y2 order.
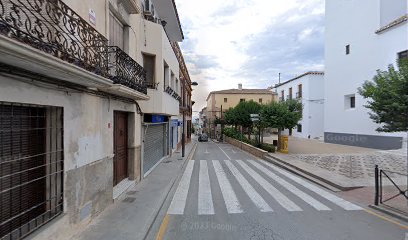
156;214;170;240
363;209;408;229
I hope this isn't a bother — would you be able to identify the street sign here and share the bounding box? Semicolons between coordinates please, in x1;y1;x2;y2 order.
250;114;259;118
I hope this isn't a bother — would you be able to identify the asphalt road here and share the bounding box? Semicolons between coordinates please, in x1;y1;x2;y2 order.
151;140;407;240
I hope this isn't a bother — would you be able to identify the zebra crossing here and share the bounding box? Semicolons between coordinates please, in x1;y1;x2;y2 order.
167;159;362;215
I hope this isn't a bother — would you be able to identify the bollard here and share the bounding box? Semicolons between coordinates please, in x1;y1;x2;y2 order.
374;165;379;206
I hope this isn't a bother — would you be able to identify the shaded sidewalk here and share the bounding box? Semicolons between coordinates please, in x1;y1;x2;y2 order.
71;140;197;240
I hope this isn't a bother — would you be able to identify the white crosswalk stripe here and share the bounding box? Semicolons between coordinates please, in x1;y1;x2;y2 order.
198;160;215;215
224;160;273;212
237;160;302;211
248;160;331;211
167;160;195;215
212;160;243;214
167;159;362;216
259;160;363;211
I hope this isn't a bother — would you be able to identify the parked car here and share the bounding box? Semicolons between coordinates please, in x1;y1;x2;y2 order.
198;133;208;142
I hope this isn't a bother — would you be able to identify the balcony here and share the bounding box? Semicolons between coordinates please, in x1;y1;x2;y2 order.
296;92;302;99
165;86;181;101
108;46;147;94
0;0;148;99
279;96;284;102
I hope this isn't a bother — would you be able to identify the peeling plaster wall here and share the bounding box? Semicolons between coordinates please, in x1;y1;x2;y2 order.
0;75;143;239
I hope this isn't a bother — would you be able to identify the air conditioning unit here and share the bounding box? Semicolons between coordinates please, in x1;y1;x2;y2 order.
143;0;152;16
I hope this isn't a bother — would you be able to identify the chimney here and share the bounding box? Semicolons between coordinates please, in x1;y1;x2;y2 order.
238;83;242;90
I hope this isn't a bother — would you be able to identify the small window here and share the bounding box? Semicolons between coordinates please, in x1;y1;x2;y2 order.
224;98;227;103
259;98;262;103
398;50;408;60
346;45;350;55
143;54;155;88
240;98;245;102
350;96;355;108
297;124;302;133
345;94;356;109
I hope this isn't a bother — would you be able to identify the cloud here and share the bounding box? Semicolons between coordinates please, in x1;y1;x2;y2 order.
174;0;325;115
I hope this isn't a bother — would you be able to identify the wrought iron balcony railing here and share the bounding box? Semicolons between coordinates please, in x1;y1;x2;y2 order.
0;0;148;95
0;0;109;77
108;46;147;94
165;86;181;101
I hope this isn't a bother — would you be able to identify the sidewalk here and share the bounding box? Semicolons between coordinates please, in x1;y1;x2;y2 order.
71;140;197;240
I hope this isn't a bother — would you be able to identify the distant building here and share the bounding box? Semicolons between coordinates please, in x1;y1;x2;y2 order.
325;0;407;149
206;84;277;138
273;71;325;139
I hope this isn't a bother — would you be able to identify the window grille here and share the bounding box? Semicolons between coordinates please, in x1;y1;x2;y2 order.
0;102;64;240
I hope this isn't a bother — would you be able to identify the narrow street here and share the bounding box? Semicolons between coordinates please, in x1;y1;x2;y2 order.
150;141;407;240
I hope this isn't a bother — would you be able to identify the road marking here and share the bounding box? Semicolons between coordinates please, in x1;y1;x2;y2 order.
231;149;237;154
237;160;302;211
204;148;209;154
249;160;331;211
198;160;215;215
155;214;170;240
363;209;408;230
260;160;362;210
214;142;231;160
212;160;243;214
167;160;195;215
224;160;273;212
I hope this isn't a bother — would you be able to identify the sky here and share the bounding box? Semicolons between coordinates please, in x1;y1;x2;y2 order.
174;0;325;116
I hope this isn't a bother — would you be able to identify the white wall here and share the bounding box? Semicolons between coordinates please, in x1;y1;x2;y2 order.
137;19;180;116
324;0;407;139
275;73;325;139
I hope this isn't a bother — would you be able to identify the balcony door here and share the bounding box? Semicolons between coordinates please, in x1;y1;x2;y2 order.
109;12;124;49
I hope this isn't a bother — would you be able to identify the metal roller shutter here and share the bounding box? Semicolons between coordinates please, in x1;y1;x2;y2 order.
143;124;166;175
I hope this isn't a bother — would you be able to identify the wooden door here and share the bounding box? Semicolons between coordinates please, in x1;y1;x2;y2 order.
113;112;128;186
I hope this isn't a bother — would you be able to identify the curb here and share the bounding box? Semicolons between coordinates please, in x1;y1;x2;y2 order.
266;154;360;192
142;141;198;240
369;205;408;223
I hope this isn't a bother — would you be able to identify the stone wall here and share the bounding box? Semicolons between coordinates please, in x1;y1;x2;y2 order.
224;137;268;159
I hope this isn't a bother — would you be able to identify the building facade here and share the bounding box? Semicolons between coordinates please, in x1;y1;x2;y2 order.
206;84;277;138
325;0;407;149
274;72;325;139
0;0;190;239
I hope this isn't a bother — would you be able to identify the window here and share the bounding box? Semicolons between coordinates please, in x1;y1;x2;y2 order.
143;54;155;88
0;102;63;239
350;96;355;108
240;98;245;102
297;84;302;98
345;94;356;109
289;88;292;100
297;124;302;133
224;98;227;103
281;90;284;101
259;98;262;103
398;50;408;60
163;61;169;90
109;12;125;50
346;45;350;55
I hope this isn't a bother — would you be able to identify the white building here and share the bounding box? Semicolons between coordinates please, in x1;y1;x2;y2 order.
325;0;407;149
274;72;325;139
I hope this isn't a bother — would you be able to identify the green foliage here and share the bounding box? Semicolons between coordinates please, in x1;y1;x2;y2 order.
224;108;237;125
358;59;408;132
259;143;276;153
260;100;302;130
232;100;262;128
223;127;275;152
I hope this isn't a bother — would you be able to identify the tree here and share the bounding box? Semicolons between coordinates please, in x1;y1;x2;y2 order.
358;59;408;132
358;58;408;166
261;100;302;151
233;100;262;139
